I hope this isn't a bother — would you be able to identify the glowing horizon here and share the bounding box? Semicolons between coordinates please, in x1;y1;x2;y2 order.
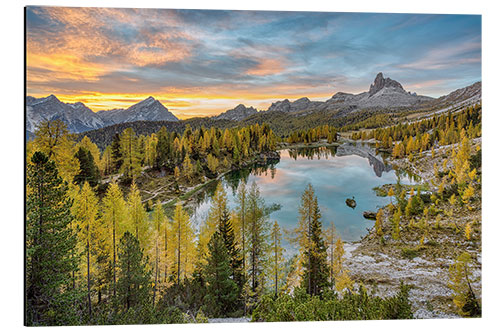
26;7;481;119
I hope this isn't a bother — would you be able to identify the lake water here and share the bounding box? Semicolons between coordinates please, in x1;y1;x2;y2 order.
189;144;414;253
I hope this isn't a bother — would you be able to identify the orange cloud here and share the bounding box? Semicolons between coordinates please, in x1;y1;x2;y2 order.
246;58;285;76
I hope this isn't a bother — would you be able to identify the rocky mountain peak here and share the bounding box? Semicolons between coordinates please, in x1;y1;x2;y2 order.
369;72;405;96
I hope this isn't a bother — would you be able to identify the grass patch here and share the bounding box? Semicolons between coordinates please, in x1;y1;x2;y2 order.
401;247;420;260
373;186;388;197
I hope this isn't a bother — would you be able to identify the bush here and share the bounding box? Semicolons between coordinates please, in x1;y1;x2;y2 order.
252;283;413;322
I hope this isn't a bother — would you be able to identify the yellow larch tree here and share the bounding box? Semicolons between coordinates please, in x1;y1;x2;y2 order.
127;181;150;248
101;182;128;297
197;183;228;265
332;238;353;293
32;119;80;183
325;221;338;286
170;203;196;285
71;181;99;317
151;200;166;304
270;221;285;296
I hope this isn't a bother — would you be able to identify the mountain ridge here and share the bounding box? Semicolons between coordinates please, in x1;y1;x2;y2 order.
27;73;481;135
26;95;178;133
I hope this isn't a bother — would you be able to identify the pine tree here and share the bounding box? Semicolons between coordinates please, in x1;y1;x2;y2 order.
110;133;123;173
218;208;244;300
101;182;128;298
295;184;329;295
26;152;80;325
74;147;100;187
115;232;151;312
76;136;103;174
71;181;99;318
203;231;239;317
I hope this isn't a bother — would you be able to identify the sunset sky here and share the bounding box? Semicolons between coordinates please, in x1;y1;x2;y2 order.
26;7;481;119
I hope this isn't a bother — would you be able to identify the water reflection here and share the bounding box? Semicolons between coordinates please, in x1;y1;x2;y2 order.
189;144;416;250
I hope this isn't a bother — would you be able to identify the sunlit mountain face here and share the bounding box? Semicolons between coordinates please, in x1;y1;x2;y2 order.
26;7;481;119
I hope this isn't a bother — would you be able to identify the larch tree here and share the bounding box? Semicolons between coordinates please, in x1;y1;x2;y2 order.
332;238;353;293
101;182;128;298
151;200;166;304
325;221;338;287
32;120;80;183
26;152;79;326
246;182;270;299
127;182;149;248
198;183;228;265
270;221;285;296
448;252;481;317
71;181;99;318
119;128;142;180
235;181;248;313
171;202;195;285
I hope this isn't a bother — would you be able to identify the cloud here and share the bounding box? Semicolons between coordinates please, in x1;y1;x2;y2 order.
26;8;481;116
397;39;481;71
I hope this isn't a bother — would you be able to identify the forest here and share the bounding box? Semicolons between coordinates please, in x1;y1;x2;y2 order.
26;102;481;325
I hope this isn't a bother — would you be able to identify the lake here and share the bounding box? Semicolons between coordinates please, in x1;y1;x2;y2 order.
189;144;414;253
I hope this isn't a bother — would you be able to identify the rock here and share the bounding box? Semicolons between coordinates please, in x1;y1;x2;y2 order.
363;211;377;220
346;197;357;209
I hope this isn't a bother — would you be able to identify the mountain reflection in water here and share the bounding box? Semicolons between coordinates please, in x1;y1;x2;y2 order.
189;144;415;251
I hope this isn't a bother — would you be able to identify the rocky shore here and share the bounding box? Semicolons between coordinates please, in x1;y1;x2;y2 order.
344;139;482;318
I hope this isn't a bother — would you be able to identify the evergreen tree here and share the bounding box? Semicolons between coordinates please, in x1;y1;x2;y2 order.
219;208;244;301
26;152;80;325
115;232;151;312
74;147;100;187
203;231;239;317
110;133;123;173
295;184;329;295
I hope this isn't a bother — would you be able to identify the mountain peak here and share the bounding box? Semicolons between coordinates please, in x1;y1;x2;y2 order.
369;72;405;96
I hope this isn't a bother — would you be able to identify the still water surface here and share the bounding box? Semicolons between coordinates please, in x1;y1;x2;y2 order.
189;145;414;252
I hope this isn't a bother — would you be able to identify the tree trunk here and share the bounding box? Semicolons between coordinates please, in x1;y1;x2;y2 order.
87;237;92;317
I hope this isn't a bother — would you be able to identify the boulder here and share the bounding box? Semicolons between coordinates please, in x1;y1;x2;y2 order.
345;197;356;209
363;211;377;220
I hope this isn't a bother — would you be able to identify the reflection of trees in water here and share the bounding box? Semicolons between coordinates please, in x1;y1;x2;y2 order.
223;160;279;195
394;167;421;183
287;146;337;160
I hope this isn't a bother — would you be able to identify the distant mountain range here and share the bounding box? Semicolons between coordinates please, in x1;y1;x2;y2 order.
26;73;481;134
212;72;480;121
26;95;178;134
